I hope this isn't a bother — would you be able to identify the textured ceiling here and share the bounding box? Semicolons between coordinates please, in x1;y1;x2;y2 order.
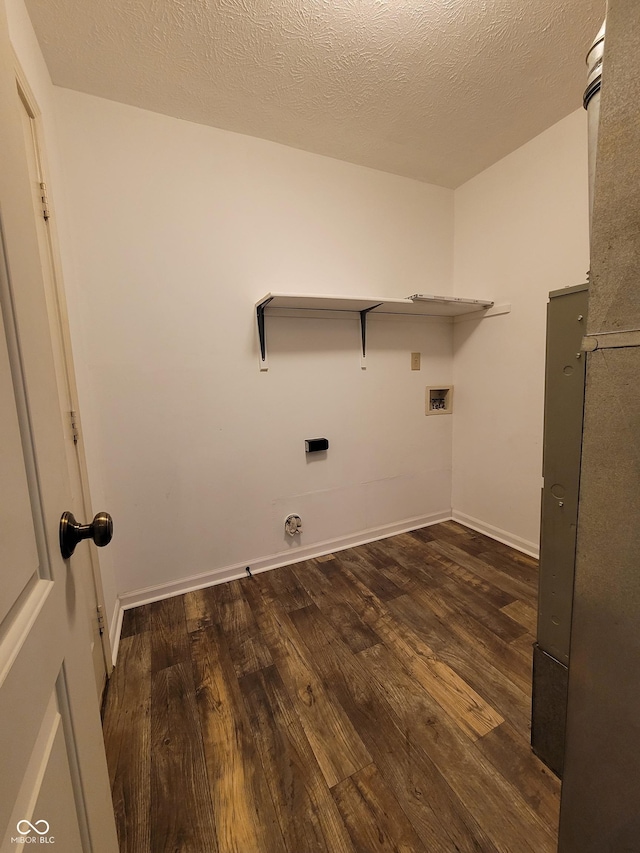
24;0;606;187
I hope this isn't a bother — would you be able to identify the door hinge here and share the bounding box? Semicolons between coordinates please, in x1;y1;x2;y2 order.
40;181;50;221
97;605;105;636
69;410;79;444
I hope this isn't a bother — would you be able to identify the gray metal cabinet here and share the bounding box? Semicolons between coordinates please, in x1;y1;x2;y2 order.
531;283;588;776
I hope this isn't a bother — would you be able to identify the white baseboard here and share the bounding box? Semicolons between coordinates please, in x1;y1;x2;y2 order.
112;509;451;661
451;510;539;558
109;596;124;667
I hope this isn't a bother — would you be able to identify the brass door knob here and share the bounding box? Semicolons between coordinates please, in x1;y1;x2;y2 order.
59;511;113;559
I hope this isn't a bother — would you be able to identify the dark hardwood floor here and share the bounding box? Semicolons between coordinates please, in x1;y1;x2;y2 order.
103;521;559;853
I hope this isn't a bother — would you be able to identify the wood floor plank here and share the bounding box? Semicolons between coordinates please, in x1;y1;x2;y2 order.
501;599;538;635
367;536;526;648
405;525;437;542
415;520;491;556
213;580;274;676
315;553;337;563
266;563;314;611
383;590;532;730
377;555;532;696
120;603;152;638
400;531;517;609
475;721;560;834
511;631;536;659
119;609;136;639
183;587;214;633
358;641;556;853
332;546;404;601
437;522;538;575
292;560;381;653
312;548;512;738
184;582;274;681
365;534;536;733
480;549;540;588
150;661;218;852
103;633;152;853
244;574;372;788
331;763;430;853
288;602;501;853
477;538;540;572
239;665;356;853
149;595;190;672
189;624;285;853
427;540;538;605
360;536;439;586
414;523;539;577
378;608;506;741
375;551;534;735
322;562;504;740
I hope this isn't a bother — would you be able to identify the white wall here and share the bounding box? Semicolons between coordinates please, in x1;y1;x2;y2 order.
6;0;120;630
52;88;455;607
452;109;590;554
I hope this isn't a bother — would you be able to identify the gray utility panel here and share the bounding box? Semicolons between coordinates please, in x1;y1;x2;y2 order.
532;283;588;777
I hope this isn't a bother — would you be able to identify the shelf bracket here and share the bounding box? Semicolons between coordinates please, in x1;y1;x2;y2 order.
360;304;382;369
256;297;273;371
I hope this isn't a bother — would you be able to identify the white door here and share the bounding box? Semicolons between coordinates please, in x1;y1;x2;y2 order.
0;0;118;849
15;63;111;699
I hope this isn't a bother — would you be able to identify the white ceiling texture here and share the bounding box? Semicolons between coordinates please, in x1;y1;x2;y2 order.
24;0;606;187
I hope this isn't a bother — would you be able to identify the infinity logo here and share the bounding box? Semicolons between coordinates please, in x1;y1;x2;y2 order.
16;820;50;835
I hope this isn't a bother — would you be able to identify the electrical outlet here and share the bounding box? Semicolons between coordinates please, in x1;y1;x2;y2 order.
411;352;421;371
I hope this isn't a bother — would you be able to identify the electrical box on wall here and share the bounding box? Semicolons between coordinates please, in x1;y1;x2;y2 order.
426;386;453;415
305;438;329;453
